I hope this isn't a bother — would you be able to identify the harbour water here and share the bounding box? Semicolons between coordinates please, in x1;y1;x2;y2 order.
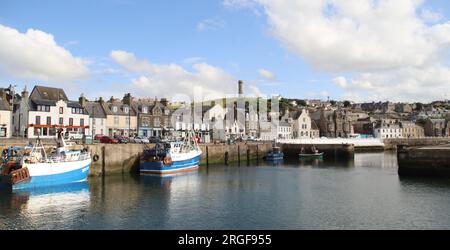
1;152;450;230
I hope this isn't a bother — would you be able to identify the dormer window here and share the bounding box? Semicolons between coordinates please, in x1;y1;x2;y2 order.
112;106;118;113
124;106;129;114
142;106;148;114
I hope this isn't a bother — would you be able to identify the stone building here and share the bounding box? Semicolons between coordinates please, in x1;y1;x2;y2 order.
395;103;413;113
103;94;138;137
135;98;172;138
400;121;425;138
312;108;354;138
424;118;447;137
358;102;395;113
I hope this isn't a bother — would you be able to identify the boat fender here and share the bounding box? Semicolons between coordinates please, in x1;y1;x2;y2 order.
93;154;100;162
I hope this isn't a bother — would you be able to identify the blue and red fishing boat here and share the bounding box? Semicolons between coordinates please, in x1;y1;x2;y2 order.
140;132;202;175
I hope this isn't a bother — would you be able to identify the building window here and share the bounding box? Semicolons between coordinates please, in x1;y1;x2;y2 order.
114;116;119;125
124;106;129;114
142;106;148;114
69;118;73;126
59;107;64;114
59;118;64;125
46;116;51;125
35;116;41;125
125;117;130;125
45;106;50;112
112;106;118;113
154;118;161;127
80;119;84;127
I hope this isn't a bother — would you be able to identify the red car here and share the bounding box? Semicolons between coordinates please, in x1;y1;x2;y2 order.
94;134;104;140
100;136;119;144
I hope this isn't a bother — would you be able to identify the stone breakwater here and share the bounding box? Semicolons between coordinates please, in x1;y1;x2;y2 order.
398;145;450;177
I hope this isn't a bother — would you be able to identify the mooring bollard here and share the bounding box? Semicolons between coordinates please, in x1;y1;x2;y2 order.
256;145;259;165
247;148;250;166
238;145;241;166
101;146;106;177
206;146;209;167
225;151;229;166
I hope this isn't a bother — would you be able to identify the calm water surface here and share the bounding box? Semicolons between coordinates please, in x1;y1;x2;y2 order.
1;152;450;230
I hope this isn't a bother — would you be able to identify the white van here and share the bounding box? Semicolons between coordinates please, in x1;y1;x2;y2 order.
66;131;84;140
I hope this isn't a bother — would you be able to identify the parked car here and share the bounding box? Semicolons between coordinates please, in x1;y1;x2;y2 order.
100;136;119;144
148;136;161;143
94;134;104;140
66;131;84;140
132;136;150;144
114;135;129;144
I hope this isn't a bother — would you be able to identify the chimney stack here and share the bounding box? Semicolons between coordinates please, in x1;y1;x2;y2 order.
21;86;29;100
123;93;132;105
238;80;244;97
79;93;87;107
160;98;168;107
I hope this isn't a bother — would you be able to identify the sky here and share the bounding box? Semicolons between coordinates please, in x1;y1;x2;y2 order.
1;0;450;103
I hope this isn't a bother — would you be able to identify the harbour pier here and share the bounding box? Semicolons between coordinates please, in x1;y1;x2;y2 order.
398;144;450;177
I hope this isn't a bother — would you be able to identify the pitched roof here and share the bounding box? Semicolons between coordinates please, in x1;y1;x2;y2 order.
30;85;68;102
311;120;319;130
85;102;107;118
0;96;11;111
104;102;137;116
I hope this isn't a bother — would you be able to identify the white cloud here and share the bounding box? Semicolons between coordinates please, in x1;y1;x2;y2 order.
196;18;226;31
110;50;261;100
182;57;206;64
258;68;276;81
223;0;258;9
0;24;89;82
420;8;443;23
230;0;450;102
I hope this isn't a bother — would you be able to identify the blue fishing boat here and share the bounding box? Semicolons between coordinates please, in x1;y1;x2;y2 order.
140;131;202;175
264;146;284;161
0;132;91;190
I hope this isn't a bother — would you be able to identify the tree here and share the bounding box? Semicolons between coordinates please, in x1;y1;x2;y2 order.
297;99;307;107
415;102;424;111
343;100;351;108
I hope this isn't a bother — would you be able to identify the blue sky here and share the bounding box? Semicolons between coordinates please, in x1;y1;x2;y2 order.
1;0;450;102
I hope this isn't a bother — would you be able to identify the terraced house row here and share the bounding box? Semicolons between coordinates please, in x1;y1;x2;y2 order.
0;85;175;139
2;83;450;141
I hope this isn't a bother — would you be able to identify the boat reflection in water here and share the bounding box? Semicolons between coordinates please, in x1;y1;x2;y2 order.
267;158;284;167
139;171;200;190
1;182;90;229
298;158;324;167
